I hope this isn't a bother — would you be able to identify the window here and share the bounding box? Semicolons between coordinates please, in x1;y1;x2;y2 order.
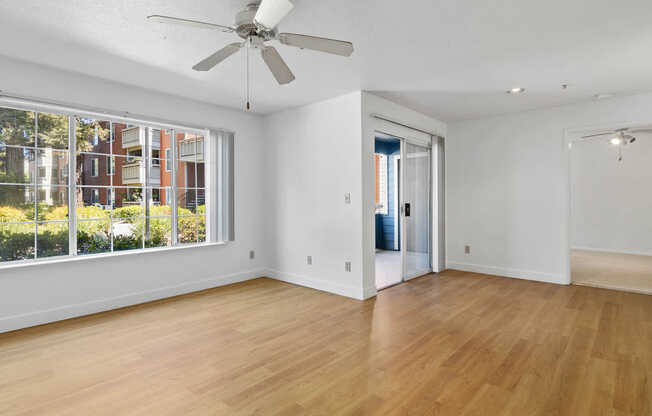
127;149;141;163
91;158;99;177
152;149;160;167
375;153;388;215
0;101;233;266
106;156;114;175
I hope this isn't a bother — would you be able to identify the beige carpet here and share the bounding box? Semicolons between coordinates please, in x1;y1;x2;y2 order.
571;249;652;294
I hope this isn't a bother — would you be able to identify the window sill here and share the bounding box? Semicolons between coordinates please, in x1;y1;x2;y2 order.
0;241;225;272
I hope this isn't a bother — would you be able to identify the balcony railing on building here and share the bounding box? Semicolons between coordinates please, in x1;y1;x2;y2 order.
122;127;161;150
122;161;160;185
178;137;204;162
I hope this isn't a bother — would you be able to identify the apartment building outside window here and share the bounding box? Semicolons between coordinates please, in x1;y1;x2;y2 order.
0;100;234;266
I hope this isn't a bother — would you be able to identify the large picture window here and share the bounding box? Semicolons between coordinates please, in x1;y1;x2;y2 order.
0;101;232;265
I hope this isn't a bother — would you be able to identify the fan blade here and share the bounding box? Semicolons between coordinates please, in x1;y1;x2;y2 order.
254;0;294;31
629;128;652;133
278;33;354;56
261;46;295;84
147;15;234;32
193;43;242;71
580;131;614;139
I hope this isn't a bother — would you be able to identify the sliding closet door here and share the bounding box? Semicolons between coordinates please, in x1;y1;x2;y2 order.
402;142;432;279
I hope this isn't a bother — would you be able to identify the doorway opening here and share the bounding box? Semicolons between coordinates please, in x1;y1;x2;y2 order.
569;126;652;294
375;134;401;289
374;132;433;290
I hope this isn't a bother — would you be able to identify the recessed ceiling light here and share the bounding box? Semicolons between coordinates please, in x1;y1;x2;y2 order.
507;87;525;94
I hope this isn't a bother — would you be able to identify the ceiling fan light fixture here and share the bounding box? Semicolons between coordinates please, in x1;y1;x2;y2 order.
610;137;623;146
253;0;294;31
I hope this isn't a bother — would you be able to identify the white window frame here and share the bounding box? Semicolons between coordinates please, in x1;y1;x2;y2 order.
0;95;234;269
165;148;171;172
91;188;100;204
106;155;114;176
91;158;99;177
375;153;388;215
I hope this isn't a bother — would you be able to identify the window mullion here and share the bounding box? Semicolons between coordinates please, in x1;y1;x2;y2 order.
68;116;77;256
33;113;39;259
170;129;178;245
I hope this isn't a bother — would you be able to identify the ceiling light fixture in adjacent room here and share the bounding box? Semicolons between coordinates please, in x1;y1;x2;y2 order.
610;137;623;146
506;87;525;94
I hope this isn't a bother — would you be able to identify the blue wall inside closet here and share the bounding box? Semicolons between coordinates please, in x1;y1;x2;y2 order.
375;138;400;251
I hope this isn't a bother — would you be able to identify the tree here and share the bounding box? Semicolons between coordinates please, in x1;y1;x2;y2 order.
0;108;108;207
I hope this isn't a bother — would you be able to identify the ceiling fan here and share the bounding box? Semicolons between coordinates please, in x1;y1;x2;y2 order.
579;127;652;162
147;0;354;110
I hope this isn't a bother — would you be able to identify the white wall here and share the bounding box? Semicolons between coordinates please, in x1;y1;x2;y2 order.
0;56;268;332
262;92;446;300
571;132;652;255
446;91;652;284
263;92;365;299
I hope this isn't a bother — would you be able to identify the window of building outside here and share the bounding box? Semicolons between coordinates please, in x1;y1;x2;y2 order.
0;102;227;265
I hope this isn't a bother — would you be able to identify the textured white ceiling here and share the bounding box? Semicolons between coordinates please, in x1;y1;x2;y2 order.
1;0;652;121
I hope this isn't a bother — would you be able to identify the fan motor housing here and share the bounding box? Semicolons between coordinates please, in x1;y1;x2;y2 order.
235;3;277;41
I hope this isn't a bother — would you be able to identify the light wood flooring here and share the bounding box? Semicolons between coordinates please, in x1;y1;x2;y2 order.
573;249;652;295
1;271;651;415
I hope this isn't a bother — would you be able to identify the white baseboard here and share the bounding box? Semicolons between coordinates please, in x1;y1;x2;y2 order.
0;268;266;334
572;280;652;296
572;246;652;257
264;269;365;300
446;261;567;285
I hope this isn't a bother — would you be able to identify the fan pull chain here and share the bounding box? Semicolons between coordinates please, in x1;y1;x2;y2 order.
246;37;251;111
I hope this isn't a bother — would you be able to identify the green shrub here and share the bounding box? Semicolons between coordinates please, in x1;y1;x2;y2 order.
0;206;29;223
112;206;142;221
0;223;35;261
77;205;109;220
44;206;68;221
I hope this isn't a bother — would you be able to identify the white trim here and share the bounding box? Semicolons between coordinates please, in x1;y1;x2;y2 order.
265;269;366;300
572;281;652;296
0;241;225;271
446;261;566;285
393;154;400;250
0;94;219;136
374;153;388;215
0;266;262;334
571;246;652;257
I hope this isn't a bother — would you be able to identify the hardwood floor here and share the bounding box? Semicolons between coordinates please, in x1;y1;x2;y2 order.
1;271;651;415
572;249;652;295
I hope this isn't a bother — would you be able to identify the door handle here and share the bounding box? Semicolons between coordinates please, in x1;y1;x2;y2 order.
405;203;411;217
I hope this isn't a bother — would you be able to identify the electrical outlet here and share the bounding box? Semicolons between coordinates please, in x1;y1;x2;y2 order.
464;245;471;255
249;250;255;259
345;261;351;272
307;255;312;265
344;193;351;204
